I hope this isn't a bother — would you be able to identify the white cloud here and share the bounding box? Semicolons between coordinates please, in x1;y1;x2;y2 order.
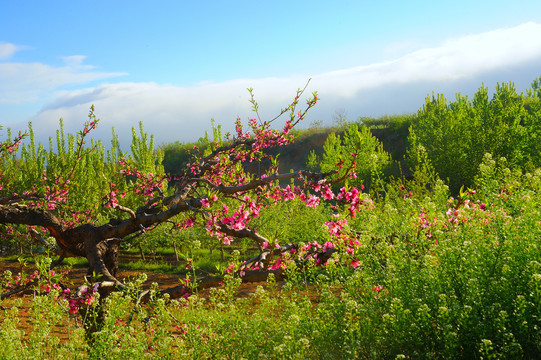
0;42;21;60
19;22;541;149
313;22;541;97
60;55;96;69
30;79;307;150
0;55;125;104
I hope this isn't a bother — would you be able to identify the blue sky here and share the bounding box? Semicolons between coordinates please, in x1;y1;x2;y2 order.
2;0;541;149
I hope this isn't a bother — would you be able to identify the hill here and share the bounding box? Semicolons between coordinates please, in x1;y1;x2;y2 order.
160;115;412;178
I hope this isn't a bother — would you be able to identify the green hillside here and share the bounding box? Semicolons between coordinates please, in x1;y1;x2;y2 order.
160;77;541;196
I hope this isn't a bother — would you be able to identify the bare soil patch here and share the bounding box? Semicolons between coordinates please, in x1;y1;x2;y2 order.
0;256;264;295
0;256;268;346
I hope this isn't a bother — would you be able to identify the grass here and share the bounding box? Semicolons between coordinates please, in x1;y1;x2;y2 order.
0;245;258;277
117;246;260;276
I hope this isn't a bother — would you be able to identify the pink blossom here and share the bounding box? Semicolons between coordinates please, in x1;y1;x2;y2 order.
325;221;340;235
283;185;295;200
225;263;235;274
270;258;284;270
323;241;334;252
182;217;195;229
306;194;320;208
322;186;334;200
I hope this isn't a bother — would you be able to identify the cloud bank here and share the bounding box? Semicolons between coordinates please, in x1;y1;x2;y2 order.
5;22;541;150
0;54;125;104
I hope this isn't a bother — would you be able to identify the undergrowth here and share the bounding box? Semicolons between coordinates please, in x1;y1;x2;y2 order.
1;155;541;359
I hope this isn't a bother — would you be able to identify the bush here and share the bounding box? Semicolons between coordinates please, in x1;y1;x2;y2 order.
408;78;541;194
308;123;394;192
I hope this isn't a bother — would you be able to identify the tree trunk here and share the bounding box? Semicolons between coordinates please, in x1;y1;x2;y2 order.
139;245;145;261
173;241;179;262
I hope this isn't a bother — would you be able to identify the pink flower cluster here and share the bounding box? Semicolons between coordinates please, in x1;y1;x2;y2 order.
3;270;39;289
118;158;167;198
0;131;26;193
2;269;86;314
446;207;460;225
202;176;368;249
80;107;99;136
324;218;349;237
177;216;195;230
247;118;294;152
335;186;371;217
61;283;99;314
203;195;263;244
43;176;70;210
81;119;98;136
0;131;25;159
61;210;95;229
418;211;438;239
104;182;127;209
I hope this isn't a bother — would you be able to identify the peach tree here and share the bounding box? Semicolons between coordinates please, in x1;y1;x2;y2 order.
0;83;366;305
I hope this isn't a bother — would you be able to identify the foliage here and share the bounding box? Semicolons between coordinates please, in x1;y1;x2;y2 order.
359;113;413;132
307;122;393;191
0;110;166;254
409;78;541;194
1;155;541;358
251;196;329;246
159;141;196;176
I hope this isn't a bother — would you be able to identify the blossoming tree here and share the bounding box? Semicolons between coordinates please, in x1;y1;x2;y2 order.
0;83;365;303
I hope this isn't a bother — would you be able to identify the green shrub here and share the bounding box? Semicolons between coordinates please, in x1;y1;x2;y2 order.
409;78;541;194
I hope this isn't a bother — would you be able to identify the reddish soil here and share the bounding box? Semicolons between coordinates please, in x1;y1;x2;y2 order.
0;256;268;345
0;255;266;297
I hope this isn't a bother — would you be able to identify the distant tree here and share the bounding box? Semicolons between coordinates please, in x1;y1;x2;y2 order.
408;79;541;194
308;123;392;191
529;75;541;99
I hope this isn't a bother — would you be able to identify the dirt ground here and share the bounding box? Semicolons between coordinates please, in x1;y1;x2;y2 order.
0;255;265;297
0;257;180;288
0;255;271;346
